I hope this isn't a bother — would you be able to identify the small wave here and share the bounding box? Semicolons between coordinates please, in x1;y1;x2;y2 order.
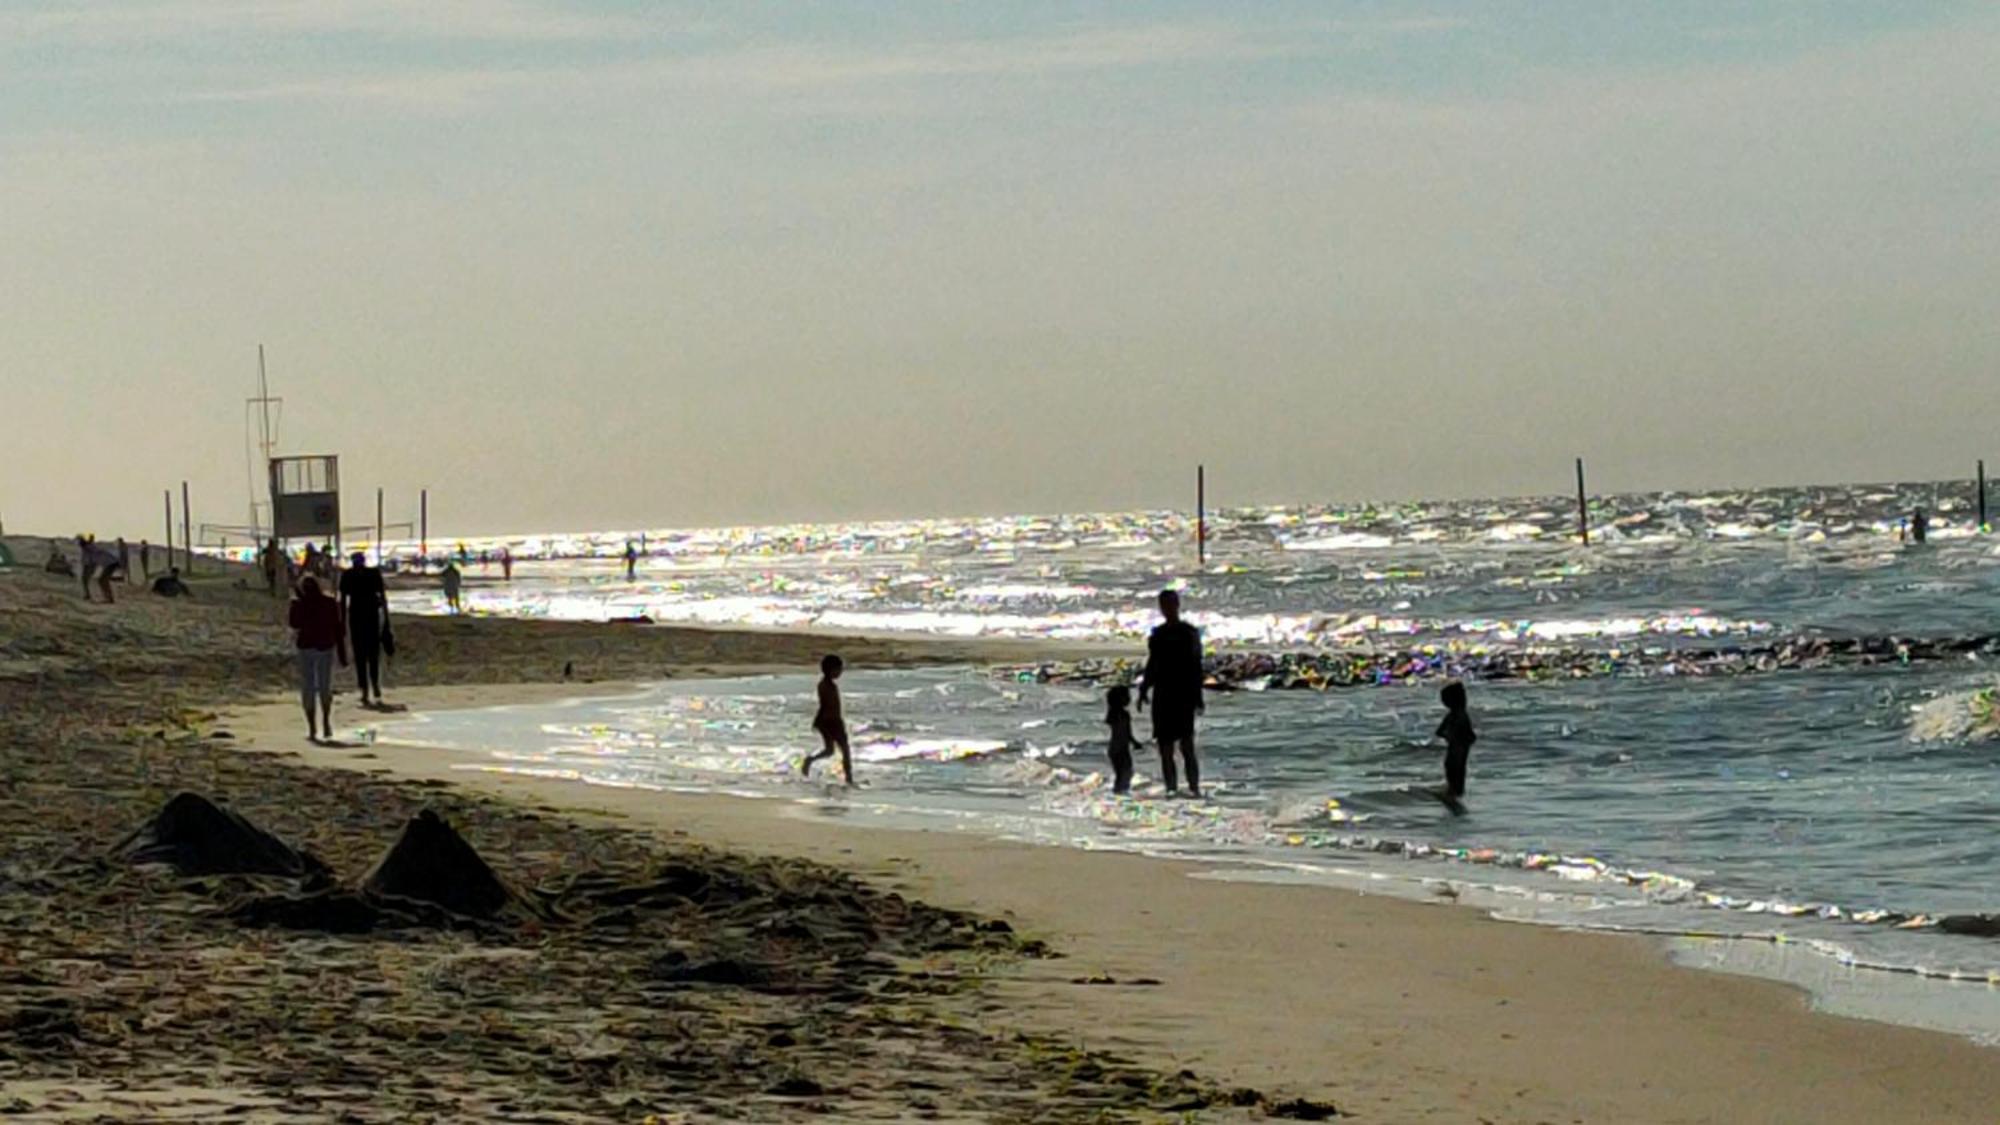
1907;683;2000;743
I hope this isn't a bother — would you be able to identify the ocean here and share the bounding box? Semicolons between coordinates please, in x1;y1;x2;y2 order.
375;481;2000;1041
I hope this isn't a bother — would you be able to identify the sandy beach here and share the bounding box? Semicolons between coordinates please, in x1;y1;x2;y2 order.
5;546;2000;1122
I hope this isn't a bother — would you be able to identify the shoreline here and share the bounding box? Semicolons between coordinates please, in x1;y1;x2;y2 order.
226;680;2000;1123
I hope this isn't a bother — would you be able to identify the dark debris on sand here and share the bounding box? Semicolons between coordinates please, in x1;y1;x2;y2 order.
0;573;1338;1121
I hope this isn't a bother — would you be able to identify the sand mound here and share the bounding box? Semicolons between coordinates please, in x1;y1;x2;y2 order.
230;809;518;933
361;808;515;919
112;792;325;878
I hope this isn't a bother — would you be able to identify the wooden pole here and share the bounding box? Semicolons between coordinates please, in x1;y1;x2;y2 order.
164;490;174;564
1197;464;1207;567
181;481;193;574
1575;458;1589;546
1980;460;1988;533
375;487;384;566
420;489;428;571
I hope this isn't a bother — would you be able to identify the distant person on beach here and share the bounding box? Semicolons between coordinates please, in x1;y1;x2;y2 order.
1138;588;1205;798
150;567;192;598
340;551;390;707
1911;507;1929;544
44;543;73;577
80;536;122;603
139;539;151;580
1104;685;1137;796
288;575;346;742
260;538;282;595
625;541;639;581
800;654;854;786
501;547;514;581
441;562;464;614
1436;681;1477;800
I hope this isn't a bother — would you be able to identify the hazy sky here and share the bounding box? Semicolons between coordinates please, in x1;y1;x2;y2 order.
5;2;1997;539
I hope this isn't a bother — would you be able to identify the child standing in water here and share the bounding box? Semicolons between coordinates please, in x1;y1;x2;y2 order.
801;654;853;786
1104;685;1137;795
1436;681;1476;799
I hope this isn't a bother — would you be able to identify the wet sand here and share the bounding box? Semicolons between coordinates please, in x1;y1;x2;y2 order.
6;550;2000;1121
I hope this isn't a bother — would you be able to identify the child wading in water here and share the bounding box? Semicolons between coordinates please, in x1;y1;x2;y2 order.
801;654;854;786
1104;685;1137;795
1436;681;1476;801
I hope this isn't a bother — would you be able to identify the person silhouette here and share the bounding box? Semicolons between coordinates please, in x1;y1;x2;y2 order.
1104;685;1137;795
441;562;464;614
800;654;854;786
1137;589;1205;797
288;575;346;741
340;551;389;707
1436;680;1477;802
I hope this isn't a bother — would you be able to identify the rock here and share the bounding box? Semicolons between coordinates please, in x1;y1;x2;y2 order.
765;1076;823;1097
230;889;393;934
1266;1095;1341;1120
1937;914;2000;937
361;808;515;919
652;950;768;986
112;792;325;878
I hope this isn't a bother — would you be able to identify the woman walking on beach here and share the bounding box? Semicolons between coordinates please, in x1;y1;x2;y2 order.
288;576;347;742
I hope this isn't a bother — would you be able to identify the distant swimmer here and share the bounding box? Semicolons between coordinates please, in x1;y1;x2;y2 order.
800;654;854;786
1104;684;1137;795
1435;681;1476;809
1138;588;1205;798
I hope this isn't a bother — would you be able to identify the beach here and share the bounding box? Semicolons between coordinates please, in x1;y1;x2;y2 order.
4;546;2000;1122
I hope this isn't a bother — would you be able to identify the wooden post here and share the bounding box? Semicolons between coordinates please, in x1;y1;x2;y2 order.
163;490;174;563
1575;458;1589;546
375;487;384;566
420;489;428;571
1197;464;1207;567
1980;460;1988;533
181;481;193;574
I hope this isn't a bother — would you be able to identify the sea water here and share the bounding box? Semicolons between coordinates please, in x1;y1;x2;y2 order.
378;482;2000;1040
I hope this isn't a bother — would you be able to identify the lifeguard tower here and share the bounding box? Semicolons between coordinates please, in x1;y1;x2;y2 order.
269;455;342;552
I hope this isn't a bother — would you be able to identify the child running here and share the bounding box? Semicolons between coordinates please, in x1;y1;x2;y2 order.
1104;685;1137;795
800;654;854;786
1436;681;1476;801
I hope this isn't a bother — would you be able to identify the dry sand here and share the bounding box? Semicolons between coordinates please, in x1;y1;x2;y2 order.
6;548;2000;1122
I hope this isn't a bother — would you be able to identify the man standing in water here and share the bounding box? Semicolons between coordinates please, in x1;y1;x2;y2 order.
1138;588;1205;798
